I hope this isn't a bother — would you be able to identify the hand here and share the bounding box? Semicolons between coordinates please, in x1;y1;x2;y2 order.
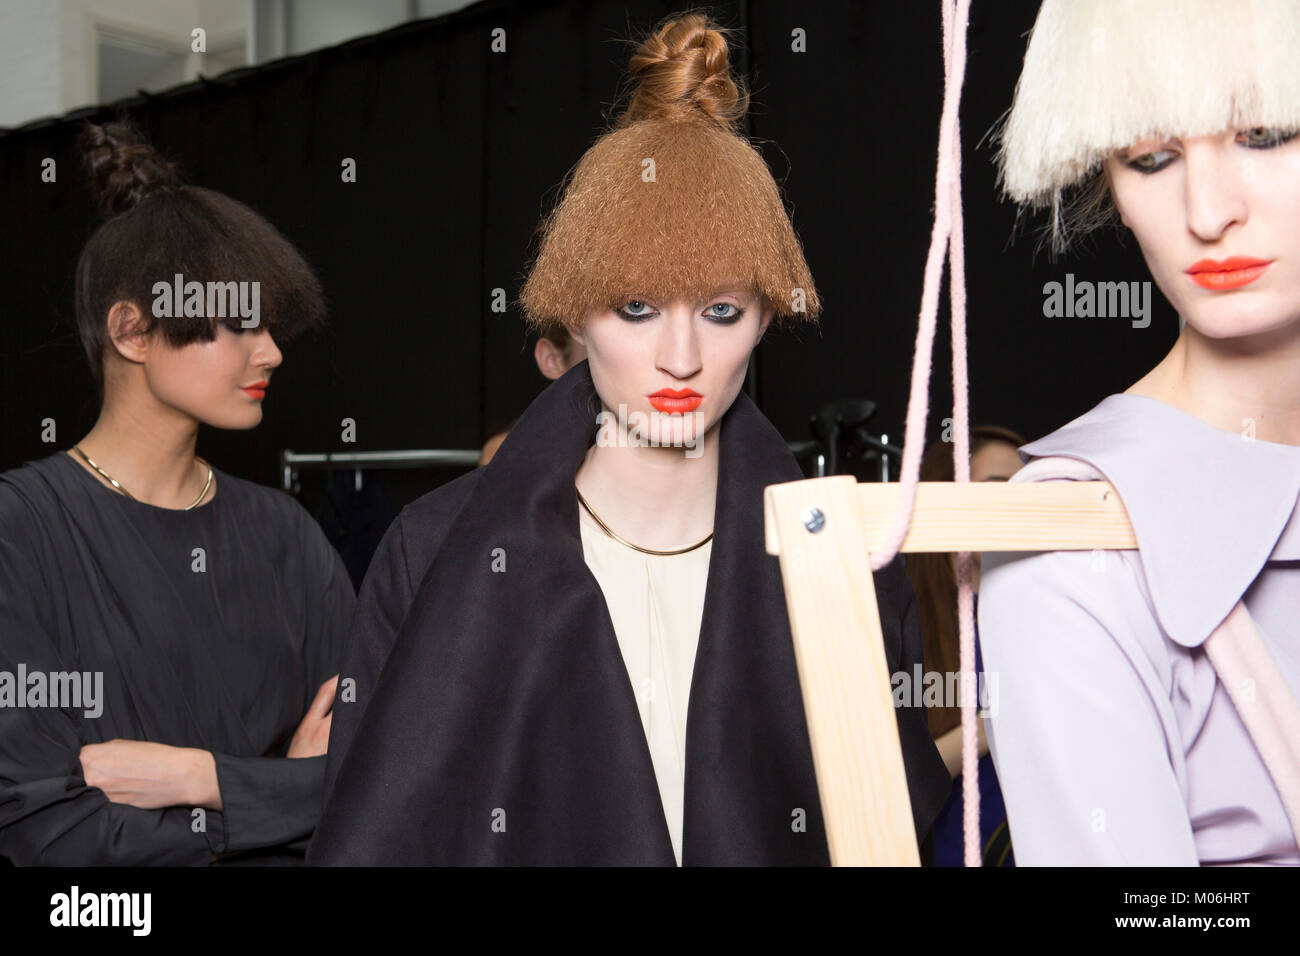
288;675;338;758
79;739;217;809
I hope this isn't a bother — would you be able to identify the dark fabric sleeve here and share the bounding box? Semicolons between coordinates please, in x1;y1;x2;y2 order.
0;518;224;865
297;503;357;704
308;471;488;865
206;502;356;855
208;753;325;853
315;508;414;808
876;552;954;846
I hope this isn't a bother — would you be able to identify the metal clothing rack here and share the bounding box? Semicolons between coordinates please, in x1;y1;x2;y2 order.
282;431;904;496
280;449;481;493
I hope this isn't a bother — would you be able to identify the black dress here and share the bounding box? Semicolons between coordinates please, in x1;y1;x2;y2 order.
0;451;355;865
309;361;951;865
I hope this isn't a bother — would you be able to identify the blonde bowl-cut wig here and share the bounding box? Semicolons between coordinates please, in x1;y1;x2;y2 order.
517;11;822;336
994;0;1300;254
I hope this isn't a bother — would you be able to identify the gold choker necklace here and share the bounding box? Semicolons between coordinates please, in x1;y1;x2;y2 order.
576;486;712;556
72;446;214;510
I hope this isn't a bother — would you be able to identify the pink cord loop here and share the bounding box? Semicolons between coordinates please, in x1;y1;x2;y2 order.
866;0;979;867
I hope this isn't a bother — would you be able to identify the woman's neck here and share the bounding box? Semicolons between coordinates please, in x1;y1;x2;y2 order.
71;387;207;507
1125;321;1300;445
574;426;720;551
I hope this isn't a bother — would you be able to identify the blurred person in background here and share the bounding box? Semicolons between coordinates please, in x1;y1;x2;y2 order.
479;326;588;465
907;425;1025;867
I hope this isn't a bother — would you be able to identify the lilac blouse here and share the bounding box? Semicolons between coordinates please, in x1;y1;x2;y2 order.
978;393;1300;865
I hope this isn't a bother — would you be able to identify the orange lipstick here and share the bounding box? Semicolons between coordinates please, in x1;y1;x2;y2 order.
1186;256;1274;291
648;387;702;414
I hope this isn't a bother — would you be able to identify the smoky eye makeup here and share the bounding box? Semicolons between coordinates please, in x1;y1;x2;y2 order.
614;300;656;322
1123;143;1177;175
703;301;745;324
1238;126;1300;149
613;298;748;324
1123;126;1300;175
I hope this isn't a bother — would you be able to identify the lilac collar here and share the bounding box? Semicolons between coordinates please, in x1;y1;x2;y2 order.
1015;393;1300;647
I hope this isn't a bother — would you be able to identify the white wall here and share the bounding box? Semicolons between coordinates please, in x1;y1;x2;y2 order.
0;1;67;128
0;0;474;128
255;0;472;62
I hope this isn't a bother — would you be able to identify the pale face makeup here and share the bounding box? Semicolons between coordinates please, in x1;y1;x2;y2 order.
570;287;773;453
119;313;283;430
1104;126;1300;344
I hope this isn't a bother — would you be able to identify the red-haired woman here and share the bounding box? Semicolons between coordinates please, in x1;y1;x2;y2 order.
311;12;950;866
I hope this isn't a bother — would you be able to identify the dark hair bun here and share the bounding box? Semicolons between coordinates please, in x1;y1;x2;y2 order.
79;121;181;217
620;13;749;131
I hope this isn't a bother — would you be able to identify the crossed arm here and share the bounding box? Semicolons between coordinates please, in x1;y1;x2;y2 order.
77;675;338;811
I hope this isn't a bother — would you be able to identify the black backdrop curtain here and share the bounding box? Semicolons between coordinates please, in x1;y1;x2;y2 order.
0;0;1173;496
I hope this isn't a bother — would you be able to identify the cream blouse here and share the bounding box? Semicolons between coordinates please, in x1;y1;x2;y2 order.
577;503;711;866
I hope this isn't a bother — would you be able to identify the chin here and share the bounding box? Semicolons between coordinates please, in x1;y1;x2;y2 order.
202;409;264;430
1182;301;1300;343
645;410;706;450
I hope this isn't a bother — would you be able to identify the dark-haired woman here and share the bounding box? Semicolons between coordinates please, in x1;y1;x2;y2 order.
309;13;950;866
906;427;1024;867
0;123;354;865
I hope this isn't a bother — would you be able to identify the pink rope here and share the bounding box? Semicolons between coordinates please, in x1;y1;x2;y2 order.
866;0;979;867
945;2;979;870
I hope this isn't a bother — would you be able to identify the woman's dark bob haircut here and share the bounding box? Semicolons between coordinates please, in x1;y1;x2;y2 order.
75;120;325;386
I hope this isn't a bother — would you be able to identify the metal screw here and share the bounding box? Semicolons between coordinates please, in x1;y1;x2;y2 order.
802;507;826;533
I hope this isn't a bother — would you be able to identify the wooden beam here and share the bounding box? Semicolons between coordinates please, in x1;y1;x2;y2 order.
764;475;920;865
768;480;1136;556
763;477;1138;865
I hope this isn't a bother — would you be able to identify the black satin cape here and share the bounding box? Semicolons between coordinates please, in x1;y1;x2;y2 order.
308;361;949;865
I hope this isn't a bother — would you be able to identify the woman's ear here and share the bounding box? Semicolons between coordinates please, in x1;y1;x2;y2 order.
533;336;569;381
106;301;150;365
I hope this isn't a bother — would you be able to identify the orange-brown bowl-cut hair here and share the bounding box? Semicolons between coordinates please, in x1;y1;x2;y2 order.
518;11;822;337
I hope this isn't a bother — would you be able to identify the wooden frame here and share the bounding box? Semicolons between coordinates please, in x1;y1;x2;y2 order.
763;477;1135;865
